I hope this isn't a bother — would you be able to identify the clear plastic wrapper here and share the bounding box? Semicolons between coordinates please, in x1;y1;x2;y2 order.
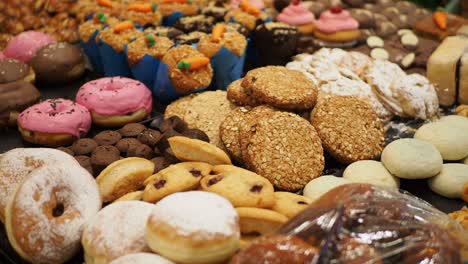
231;184;468;264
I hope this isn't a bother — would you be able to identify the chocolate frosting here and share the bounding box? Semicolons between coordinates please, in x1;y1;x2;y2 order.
174;15;215;34
254;22;298;66
0;80;41;124
0;58;31;84
144;26;184;40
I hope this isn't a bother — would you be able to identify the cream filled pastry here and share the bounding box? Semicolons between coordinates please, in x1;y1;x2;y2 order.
314;6;360;45
277;0;316;35
76;77;153;127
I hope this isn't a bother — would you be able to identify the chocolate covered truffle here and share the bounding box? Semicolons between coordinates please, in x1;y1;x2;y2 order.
137;128;163;147
127;143;155;159
0;58;35;84
115;138;142;153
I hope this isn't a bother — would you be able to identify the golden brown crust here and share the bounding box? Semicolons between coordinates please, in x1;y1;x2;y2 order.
198;30;247;58
18;125;75;147
164;93;196;119
155;1;198;17
226;79;261;107
219;106;251;162
224;9;266;31
449;207;468;230
126;34;174;65
120;9;162;26
311;95;384;164
162;45;213;93
98;27;143;52
92;109;149;128
314;29;361;42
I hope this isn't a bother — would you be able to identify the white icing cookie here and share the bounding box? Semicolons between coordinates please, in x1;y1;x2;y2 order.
428;164;468;199
303;175;350;201
343;160;400;189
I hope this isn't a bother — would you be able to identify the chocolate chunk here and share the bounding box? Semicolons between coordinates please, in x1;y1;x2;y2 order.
160;116;188;133
250;185;263;193
90;145;120;174
57;146;74;156
190;169;202;177
119;123;147;137
115;138;141;153
94;130;122;146
151;157;171;173
137;128;163;147
207;175;223;186
155;128;182;152
154;179;166;189
70;138;98;155
181;128;210;142
163;147;179;164
127;144;155;159
148;115;165;131
75;155;94;176
297;201;308;205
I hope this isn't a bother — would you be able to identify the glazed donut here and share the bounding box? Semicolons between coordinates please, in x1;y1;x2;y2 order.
17;99;91;147
0;148;80;223
0;80;41;128
82;201;154;264
3;31;55;62
110;253;174;264
5;163;101;263
0;58;35;84
145;191;240;264
76;77;153;127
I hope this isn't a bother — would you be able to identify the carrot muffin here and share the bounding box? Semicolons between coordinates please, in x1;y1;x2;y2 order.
120;2;162;27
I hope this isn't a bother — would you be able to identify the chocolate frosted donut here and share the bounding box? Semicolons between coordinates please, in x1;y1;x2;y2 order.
0;80;41;128
30;42;85;84
0;58;35;84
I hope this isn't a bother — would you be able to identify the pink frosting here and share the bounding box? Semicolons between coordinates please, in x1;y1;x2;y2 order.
0;52;5;59
3;31;55;62
231;0;264;10
277;2;315;26
76;77;153;116
18;99;91;137
314;10;359;33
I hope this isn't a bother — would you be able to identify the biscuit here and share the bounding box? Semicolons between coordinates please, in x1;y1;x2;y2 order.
164;94;196;119
343;160;400;189
271;192;313;218
168;136;232;165
242;66;318;110
143;162;212;203
236;207;288;236
311;95;384;164
381;138;443;179
114;191;144;202
226;79;261;107
200;165;275;208
428;164;468;199
182;90;236;148
219;107;251;162
242;111;324;191
303;175;350;201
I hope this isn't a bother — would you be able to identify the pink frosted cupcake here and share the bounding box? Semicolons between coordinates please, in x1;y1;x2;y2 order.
277;0;316;35
3;31;55;63
313;6;360;46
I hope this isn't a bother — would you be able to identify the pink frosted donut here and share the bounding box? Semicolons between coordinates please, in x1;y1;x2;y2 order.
76;77;153;127
3;31;55;62
18;99;91;147
0;52;5;59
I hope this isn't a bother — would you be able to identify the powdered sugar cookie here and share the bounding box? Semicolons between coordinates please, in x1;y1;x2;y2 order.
343;160;400;189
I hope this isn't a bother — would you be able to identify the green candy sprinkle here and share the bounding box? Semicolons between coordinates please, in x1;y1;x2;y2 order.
151;3;158;12
188;0;193;4
97;12;107;23
177;61;191;70
146;34;155;47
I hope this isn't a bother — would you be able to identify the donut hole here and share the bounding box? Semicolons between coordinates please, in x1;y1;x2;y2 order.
52;203;65;217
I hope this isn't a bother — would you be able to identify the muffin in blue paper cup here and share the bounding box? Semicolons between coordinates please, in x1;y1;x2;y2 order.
198;23;247;90
156;0;199;26
119;2;163;28
126;33;174;88
97;20;143;77
153;45;213;102
74;0;123;22
78;13;119;74
224;0;270;32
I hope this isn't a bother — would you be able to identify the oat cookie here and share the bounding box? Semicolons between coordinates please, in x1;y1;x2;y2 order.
182;90;236;148
200;165;275;208
242;66;318;110
219;106;251;162
242;111;324;191
164;94;196;119
236;207;288;236
168;136;232;165
311;95;384;164
271;192;313;218
226;79;261;107
143;162;212;203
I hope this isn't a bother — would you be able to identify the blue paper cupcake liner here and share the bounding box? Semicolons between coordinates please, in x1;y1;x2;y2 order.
129;53;161;89
81;30;104;74
98;41;133;77
211;47;246;90
162;11;185;27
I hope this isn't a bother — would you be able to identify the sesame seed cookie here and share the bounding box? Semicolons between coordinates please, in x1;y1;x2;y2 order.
242;111;325;191
311;95;384;164
241;66;318;110
164;94;196;119
226;79;261;107
219;106;251;162
183;90;236;149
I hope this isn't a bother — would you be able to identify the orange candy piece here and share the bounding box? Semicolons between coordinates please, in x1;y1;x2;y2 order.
433;9;447;31
177;57;210;70
97;0;113;8
163;0;188;4
113;21;135;33
127;3;152;12
240;0;260;16
212;24;226;43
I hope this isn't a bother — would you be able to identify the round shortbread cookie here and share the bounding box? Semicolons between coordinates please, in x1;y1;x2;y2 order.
226;79;260;107
242;111;324;191
164;94;196;119
303;175;350;201
414;121;468;161
381;138;443;179
343;160;400;189
242;66;318;110
428;164;468;199
219;107;251;162
463;156;468;165
439;115;468;131
310;95;384;164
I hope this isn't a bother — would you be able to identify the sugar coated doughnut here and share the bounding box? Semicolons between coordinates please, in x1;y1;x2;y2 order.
110;253;174;264
0;148;80;222
428;164;468;199
414;121;468;161
5;164;101;263
145;191;240;264
18;99;92;147
3;31;55;62
343;160;400;189
82;201;154;264
76;77;153;127
381;138;443;179
303;175;350;201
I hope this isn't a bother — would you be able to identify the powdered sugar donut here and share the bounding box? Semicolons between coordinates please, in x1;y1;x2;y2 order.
110;253;174;264
0;148;80;223
18;99;92;147
76;77;153;127
3;31;55;62
4;164;101;264
145;191;240;264
82;201;154;264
